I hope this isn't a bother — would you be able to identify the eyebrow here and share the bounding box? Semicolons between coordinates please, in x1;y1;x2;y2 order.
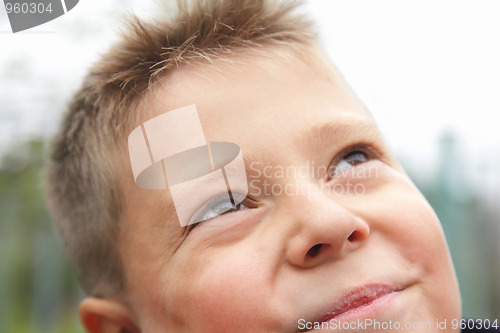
241;150;265;172
296;119;377;150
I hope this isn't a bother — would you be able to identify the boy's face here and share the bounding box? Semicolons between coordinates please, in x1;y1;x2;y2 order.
118;53;460;332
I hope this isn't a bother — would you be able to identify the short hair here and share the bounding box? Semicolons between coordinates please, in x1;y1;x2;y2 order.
47;0;318;297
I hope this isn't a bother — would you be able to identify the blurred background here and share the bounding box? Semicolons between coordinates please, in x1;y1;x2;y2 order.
1;0;499;331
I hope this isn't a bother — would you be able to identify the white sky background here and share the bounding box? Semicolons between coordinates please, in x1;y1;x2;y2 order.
307;1;500;184
0;0;499;188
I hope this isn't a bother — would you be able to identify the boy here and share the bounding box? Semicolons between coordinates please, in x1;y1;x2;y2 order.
47;0;469;331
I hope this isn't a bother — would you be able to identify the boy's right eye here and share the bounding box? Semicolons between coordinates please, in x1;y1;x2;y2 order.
188;193;250;228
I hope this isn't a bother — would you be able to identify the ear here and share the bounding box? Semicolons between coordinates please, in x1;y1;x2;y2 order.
79;297;140;333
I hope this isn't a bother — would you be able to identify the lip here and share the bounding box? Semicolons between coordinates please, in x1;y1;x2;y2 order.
316;283;405;324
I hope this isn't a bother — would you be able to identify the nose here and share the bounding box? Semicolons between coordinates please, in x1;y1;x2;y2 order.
282;186;370;268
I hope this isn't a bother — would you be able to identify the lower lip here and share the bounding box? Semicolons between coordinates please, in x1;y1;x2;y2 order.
327;290;401;323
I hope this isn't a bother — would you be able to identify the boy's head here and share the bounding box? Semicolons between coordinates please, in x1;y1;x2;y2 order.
47;0;461;332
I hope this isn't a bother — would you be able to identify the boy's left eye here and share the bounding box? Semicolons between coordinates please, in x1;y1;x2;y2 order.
330;150;370;177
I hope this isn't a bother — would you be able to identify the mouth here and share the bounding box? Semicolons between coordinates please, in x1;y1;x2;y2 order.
300;283;406;331
322;283;403;321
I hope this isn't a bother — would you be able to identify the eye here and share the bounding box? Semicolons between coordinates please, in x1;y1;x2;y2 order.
330;148;371;178
188;193;249;229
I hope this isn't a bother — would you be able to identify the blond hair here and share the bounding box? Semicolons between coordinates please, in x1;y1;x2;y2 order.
47;0;317;297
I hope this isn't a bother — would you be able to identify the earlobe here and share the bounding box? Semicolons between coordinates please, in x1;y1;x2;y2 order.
79;297;140;333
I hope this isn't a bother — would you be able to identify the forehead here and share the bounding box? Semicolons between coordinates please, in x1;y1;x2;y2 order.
145;51;374;146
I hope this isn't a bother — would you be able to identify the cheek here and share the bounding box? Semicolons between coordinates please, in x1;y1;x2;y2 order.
161;244;279;331
354;166;453;269
364;182;461;321
376;189;449;268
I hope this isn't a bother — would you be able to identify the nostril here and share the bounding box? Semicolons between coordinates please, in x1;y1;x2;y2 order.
348;230;361;242
307;244;323;257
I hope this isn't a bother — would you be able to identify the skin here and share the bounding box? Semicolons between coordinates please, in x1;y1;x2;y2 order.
80;50;461;332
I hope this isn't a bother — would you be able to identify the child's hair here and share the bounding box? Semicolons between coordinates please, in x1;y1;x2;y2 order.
46;0;319;298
